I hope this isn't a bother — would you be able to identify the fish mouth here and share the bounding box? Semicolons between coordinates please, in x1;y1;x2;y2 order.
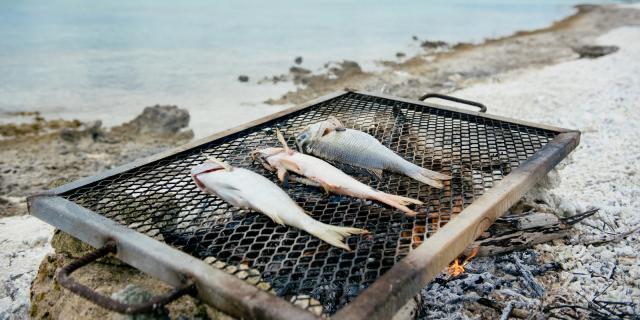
250;148;278;172
191;162;225;192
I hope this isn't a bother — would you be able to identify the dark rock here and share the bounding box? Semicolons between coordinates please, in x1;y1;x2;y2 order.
421;40;448;49
289;66;311;75
59;120;103;143
238;75;249;82
294;56;303;65
573;45;619;58
396;52;406;58
117;105;190;136
412;35;419;41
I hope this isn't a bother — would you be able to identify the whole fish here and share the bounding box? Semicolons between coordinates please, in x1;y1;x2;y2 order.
296;116;452;188
252;130;423;216
191;157;367;251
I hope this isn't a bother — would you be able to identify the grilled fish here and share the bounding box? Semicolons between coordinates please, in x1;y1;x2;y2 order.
191;157;367;250
295;116;452;188
252;130;423;216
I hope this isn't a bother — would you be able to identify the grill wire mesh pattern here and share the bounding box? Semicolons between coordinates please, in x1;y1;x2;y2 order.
62;92;557;316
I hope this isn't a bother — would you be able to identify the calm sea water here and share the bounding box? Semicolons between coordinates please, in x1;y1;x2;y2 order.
0;0;616;137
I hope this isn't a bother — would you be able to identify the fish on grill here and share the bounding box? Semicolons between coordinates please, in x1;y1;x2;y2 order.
295;116;452;188
251;130;423;216
191;157;367;250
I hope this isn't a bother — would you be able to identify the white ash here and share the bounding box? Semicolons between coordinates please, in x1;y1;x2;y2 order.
419;250;555;319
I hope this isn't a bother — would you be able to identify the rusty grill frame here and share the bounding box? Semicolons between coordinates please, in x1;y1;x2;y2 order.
28;90;579;320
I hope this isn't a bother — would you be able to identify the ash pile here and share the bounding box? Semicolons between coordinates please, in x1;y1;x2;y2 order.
411;175;639;319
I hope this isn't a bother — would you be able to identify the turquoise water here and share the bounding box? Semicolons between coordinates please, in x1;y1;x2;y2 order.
0;0;616;137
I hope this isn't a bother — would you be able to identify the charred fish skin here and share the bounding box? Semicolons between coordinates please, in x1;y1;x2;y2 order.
296;117;451;188
191;159;367;251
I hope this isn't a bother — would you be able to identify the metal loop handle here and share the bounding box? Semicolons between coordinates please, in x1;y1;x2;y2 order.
56;240;196;315
419;93;487;113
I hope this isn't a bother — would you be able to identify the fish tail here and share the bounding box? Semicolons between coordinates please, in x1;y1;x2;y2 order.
309;225;368;251
403;164;451;189
384;193;423;206
372;192;419;217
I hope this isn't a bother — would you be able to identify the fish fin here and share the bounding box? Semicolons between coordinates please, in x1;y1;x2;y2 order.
277;168;288;183
321;116;346;136
327;116;345;129
317;179;340;195
385;194;423;206
275;128;293;155
279;158;302;174
308;224;368;251
206;156;233;171
260;209;286;226
372;193;419;217
408;168;451;189
366;168;384;180
421;168;452;181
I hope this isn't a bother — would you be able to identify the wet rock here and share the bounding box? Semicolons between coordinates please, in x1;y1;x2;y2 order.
114;105;192;137
237;75;249;82
396;52;406;58
59;120;104;143
573;45;619;58
412;35;419;41
421;40;448;49
294;56;303;65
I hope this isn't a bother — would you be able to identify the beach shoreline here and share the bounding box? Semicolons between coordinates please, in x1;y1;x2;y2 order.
1;3;640;319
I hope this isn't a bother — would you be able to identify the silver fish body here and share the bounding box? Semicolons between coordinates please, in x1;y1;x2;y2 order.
191;159;367;250
296;117;451;188
252;146;423;216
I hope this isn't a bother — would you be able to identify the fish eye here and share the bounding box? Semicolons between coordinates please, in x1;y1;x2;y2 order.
298;133;308;141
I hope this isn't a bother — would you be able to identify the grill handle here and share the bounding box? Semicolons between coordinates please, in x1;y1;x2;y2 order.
56;240;196;315
419;93;487;113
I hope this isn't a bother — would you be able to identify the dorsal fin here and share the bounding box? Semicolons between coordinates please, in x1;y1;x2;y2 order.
206;156;233;171
275;128;293;154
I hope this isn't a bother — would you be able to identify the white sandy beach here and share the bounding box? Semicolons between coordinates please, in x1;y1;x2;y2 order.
2;7;640;320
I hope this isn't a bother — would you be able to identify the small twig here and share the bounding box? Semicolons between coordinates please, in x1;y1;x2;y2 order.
499;302;513;320
575;225;640;246
514;257;545;298
561;208;599;225
476;298;528;319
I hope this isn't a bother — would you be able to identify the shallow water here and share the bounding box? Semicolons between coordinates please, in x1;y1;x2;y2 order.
0;0;617;137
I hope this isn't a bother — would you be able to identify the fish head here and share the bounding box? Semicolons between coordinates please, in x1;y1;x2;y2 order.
190;161;226;192
296;116;345;152
250;147;285;171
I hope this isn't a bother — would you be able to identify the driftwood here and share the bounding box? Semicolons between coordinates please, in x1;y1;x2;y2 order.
463;209;598;256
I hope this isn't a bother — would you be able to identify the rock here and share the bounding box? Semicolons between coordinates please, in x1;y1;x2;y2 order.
572;45;619;58
412;35;419;41
328;60;363;78
0;215;54;319
396;52;406;58
113;105;192;138
60;120;104;143
237;75;249;82
294;56;303;65
421;40;448;49
111;285;170;320
30;232;233;320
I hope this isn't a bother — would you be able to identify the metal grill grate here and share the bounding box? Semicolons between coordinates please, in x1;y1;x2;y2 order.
61;92;557;315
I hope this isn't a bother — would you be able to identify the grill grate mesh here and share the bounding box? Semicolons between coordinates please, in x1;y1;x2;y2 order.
62;92;557;315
